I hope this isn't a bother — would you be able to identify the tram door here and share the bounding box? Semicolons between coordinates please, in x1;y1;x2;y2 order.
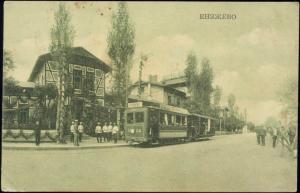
149;108;159;139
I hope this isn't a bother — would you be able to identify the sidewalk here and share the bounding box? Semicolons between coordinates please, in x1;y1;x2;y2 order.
2;138;129;151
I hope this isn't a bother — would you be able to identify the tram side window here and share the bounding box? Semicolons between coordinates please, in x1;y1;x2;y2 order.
182;116;187;126
127;113;134;124
176;115;181;125
160;113;166;125
167;114;173;125
135;112;144;123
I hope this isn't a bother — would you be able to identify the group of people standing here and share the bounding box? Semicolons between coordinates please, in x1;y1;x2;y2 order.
95;122;119;143
69;121;120;146
70;120;84;146
256;125;296;148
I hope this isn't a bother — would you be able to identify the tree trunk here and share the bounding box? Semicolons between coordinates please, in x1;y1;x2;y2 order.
125;64;129;108
55;60;67;143
55;76;61;142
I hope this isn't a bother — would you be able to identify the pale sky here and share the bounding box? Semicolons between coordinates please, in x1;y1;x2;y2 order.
3;1;299;124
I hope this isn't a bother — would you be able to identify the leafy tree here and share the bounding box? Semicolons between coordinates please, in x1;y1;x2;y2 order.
227;93;236;114
107;2;135;107
195;58;214;114
264;116;280;129
49;3;75;143
3;50;15;76
184;52;198;100
3;50;18;89
247;121;256;132
211;85;222;117
277;75;298;127
213;85;222;107
277;75;298;151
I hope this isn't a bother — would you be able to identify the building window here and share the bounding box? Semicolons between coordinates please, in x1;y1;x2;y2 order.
73;69;82;89
86;71;94;91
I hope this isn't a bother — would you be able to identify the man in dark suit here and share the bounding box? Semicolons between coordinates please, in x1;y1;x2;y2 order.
255;127;261;145
35;120;41;146
261;126;267;146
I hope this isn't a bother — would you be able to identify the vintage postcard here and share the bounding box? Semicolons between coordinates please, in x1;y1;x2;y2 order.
2;1;298;192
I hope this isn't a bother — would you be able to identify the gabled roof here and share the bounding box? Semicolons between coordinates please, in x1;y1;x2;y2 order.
28;47;112;81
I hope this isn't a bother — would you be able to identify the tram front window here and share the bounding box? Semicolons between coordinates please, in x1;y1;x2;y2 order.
127;113;134;124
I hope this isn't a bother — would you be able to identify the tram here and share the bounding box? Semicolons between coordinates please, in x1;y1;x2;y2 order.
124;105;217;144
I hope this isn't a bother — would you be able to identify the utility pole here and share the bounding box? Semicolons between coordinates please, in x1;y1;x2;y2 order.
138;54;148;98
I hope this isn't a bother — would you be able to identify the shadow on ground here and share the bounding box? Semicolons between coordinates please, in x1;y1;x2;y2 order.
128;138;214;148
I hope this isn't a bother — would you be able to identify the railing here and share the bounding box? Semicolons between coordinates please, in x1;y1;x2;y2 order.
2;129;58;142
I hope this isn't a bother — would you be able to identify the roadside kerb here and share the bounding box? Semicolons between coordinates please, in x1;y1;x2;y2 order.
2;143;129;151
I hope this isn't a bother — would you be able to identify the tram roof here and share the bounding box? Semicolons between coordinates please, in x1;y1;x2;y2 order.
127;105;191;115
191;113;218;120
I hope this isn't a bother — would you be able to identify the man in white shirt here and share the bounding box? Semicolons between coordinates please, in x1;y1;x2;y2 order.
103;122;109;142
107;122;113;142
95;122;102;143
70;121;75;143
112;123;119;144
78;122;84;142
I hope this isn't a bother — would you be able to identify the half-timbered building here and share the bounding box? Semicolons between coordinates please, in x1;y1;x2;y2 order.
28;47;112;128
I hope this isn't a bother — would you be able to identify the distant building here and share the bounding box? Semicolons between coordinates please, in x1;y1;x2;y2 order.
3;81;36;129
129;75;187;108
161;72;189;97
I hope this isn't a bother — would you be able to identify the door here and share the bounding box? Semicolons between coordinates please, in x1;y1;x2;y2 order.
149;108;159;139
73;99;84;121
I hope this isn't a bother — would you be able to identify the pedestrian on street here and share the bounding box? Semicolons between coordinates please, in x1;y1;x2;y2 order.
261;126;267;146
279;126;285;147
112;122;119;144
288;126;296;145
34;120;41;146
255;127;261;145
103;122;109;142
108;122;113;142
95;122;102;143
70;121;75;142
73;120;79;146
272;127;278;148
78;122;84;142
